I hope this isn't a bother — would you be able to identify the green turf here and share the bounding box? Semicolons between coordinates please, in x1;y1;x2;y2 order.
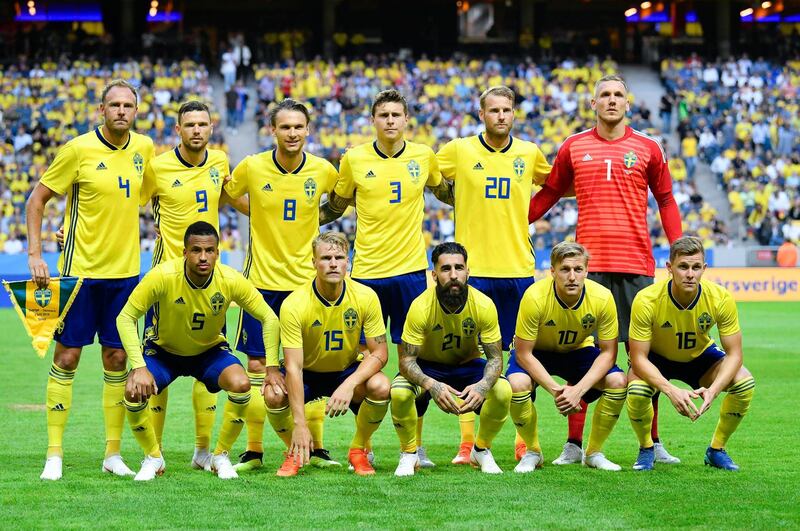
1;303;798;529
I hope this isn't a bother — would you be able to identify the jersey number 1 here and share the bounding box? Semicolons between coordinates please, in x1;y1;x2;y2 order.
604;159;612;181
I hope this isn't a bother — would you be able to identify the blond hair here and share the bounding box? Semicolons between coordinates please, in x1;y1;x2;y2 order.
669;236;705;262
550;241;589;267
479;86;515;109
593;74;628;97
312;231;349;257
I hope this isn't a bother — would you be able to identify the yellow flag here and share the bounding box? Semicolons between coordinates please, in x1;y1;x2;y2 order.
3;277;83;357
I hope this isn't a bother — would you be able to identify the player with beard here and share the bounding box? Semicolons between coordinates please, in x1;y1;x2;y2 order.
390;242;511;476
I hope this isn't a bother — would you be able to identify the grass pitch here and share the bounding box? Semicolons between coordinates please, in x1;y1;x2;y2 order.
1;303;798;529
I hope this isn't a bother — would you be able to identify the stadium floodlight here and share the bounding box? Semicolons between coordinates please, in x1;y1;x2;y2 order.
641;2;652;9
740;7;753;17
761;1;771;7
624;7;638;17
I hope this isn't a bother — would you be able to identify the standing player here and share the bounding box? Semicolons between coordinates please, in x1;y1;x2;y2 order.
319;89;452;468
390;242;511;476
528;74;683;466
437;85;551;464
627;236;754;471
116;222;280;480
508;242;627;473
266;232;390;477
139;100;246;470
225;99;340;471
26;79;155;480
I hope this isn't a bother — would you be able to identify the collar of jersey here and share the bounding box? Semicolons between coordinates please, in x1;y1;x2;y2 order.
372;141;406;159
591;126;633;144
174;146;208;168
272;150;306;174
312;278;347;307
437;296;467;315
95;127;131;150
478;133;513;153
553;281;585;310
184;262;214;290
667;280;702;310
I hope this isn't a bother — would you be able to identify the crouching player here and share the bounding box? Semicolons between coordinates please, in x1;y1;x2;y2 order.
116;222;279;480
267;232;391;477
390;242;511;476
627;236;754;471
508;242;627;473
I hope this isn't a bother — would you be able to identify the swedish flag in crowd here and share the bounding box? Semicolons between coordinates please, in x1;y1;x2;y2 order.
2;277;83;357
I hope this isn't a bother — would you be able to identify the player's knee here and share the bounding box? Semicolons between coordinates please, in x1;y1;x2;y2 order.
508;372;532;393
101;347;127;371
488;378;512;403
54;346;81;371
366;373;391;401
222;369;251;394
735;366;753;383
246;356;266;373
605;371;627;390
263;388;288;409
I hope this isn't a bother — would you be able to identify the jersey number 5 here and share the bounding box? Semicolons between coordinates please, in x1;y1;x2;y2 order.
191;312;205;330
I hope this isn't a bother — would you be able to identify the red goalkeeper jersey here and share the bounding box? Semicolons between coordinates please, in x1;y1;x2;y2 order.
529;126;681;276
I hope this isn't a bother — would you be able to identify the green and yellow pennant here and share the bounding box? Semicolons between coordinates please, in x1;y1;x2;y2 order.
2;277;83;358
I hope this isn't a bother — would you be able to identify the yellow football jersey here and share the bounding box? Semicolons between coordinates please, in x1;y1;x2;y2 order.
226;150;339;290
117;258;279;369
629;279;740;362
333;141;441;279
402;285;502;365
515;277;618;352
40;128;155;278
437;134;551;277
280;279;385;372
141;147;230;265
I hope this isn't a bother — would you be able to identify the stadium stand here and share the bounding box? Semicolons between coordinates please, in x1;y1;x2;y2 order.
0;57;241;253
660;55;800;245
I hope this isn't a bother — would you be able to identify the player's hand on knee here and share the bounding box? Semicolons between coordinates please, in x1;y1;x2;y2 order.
555;385;583;416
264;366;287;397
126;367;157;402
289;426;313;467
430;382;461;415
457;383;486;413
327;384;354;417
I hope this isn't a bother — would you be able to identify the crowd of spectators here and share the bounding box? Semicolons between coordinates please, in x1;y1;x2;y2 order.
252;53;702;250
0;56;241;255
660;54;800;247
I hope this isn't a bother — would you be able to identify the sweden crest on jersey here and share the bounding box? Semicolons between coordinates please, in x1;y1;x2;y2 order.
697;312;713;332
462;317;476;336
304;178;317;201
210;167;221;188
623;151;638;169
133;152;144;176
343;307;358;329
210;292;225;315
513;157;525;180
407;160;421;183
581;313;596;330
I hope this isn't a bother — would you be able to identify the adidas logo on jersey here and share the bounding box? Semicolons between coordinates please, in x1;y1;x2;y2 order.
262;183;273;192
661;321;673;328
545;320;556;327
365;170;376;178
473;162;484;170
582;153;593;161
51;403;65;411
432;324;443;331
174;297;186;304
96;162;107;170
172;179;183;188
312;319;323;327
